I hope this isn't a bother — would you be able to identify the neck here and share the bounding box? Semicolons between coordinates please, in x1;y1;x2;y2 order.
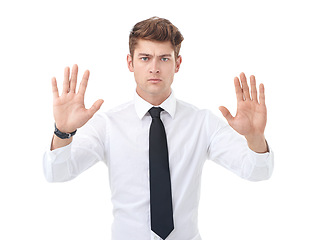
136;89;171;106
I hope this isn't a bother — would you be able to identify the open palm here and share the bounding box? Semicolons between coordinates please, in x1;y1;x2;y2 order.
52;64;104;133
219;73;267;138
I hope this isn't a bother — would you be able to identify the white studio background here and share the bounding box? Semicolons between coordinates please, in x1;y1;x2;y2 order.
0;0;320;239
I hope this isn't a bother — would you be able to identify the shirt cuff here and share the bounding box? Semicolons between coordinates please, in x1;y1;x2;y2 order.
248;141;273;167
43;143;72;182
47;142;72;159
248;143;274;180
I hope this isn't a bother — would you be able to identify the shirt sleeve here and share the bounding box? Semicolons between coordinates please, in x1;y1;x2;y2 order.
206;112;274;181
43;113;109;182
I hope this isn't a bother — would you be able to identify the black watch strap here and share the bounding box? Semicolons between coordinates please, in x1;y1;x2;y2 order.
54;124;77;139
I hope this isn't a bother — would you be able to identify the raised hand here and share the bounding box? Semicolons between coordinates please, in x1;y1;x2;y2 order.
52;64;104;133
219;73;268;153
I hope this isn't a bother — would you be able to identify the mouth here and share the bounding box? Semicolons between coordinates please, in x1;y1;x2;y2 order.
148;78;162;83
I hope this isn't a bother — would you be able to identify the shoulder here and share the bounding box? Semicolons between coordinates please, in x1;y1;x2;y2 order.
176;99;217;119
84;100;135;134
97;100;138;125
98;100;135;117
175;98;227;130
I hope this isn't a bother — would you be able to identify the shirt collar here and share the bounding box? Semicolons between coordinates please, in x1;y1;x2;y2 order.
134;91;177;120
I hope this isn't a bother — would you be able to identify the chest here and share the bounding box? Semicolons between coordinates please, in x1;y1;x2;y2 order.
108;115;208;174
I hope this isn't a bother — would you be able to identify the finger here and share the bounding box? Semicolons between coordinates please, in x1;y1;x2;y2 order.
234;77;243;102
259;83;265;105
88;99;104;117
63;66;70;94
78;70;90;95
69;64;78;93
240;72;250;100
250;75;258;102
219;106;234;124
51;77;59;98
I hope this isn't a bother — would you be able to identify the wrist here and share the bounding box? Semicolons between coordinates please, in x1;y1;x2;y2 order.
51;134;73;150
245;134;268;153
54;123;77;139
55;122;77;134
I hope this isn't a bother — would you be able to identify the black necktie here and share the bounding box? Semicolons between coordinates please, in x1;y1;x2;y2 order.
148;107;174;239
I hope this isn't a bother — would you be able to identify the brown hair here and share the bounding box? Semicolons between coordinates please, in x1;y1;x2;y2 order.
129;16;184;59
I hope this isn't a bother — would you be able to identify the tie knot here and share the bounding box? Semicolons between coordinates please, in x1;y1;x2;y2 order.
149;107;164;119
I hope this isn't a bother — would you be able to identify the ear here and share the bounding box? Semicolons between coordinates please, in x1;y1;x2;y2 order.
127;54;134;72
175;55;182;73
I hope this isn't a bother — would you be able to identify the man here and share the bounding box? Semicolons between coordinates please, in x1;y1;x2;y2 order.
43;17;273;240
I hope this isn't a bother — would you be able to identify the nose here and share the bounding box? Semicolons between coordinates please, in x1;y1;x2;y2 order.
149;69;160;74
149;59;160;74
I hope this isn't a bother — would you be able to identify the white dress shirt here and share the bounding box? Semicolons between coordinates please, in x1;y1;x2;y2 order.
43;91;274;240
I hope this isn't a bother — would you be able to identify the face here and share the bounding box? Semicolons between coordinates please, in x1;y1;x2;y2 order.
127;39;182;105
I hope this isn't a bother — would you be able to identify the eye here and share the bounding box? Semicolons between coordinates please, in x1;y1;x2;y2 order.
161;58;169;62
141;57;149;61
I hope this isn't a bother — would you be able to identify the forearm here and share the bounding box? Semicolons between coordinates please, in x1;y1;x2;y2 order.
208;116;273;181
44;133;103;182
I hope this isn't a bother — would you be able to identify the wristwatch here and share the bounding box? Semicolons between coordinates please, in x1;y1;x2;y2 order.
54;124;77;139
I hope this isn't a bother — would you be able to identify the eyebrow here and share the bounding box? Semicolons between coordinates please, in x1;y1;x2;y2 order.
138;53;151;56
159;54;172;58
137;53;172;58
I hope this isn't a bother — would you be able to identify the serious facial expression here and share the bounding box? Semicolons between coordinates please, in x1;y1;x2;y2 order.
127;39;182;104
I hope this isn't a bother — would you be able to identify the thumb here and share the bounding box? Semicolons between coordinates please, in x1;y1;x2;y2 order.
219;106;234;123
88;99;104;116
